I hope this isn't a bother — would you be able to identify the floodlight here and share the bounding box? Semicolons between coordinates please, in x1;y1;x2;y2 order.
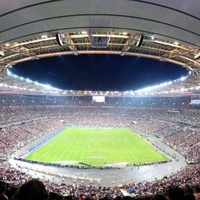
179;76;187;81
41;34;48;39
0;51;4;56
5;43;10;47
194;52;200;59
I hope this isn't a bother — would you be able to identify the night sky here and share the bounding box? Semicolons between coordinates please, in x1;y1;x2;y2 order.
10;55;189;91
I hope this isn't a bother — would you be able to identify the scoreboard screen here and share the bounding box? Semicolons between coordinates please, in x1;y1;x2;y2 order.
92;96;105;103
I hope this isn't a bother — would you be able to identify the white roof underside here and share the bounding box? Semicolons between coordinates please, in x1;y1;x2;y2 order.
0;0;200;96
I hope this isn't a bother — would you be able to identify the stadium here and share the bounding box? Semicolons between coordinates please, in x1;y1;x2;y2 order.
0;1;199;200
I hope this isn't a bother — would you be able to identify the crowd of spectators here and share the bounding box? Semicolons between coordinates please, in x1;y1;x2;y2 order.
1;96;199;162
0;163;199;199
0;93;200;199
0;119;66;157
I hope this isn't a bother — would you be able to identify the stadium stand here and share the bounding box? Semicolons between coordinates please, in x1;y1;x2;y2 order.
0;94;199;200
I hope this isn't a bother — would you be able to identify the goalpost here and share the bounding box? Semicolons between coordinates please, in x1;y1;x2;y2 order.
88;156;106;166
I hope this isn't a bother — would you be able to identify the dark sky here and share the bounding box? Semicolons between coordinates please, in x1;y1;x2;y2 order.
10;55;189;91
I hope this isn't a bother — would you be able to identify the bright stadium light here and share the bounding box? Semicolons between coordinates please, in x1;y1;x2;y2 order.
194;52;200;59
180;87;185;92
7;69;11;76
13;74;18;78
42;84;57;90
135;80;173;93
26;78;32;83
179;76;187;81
0;51;4;56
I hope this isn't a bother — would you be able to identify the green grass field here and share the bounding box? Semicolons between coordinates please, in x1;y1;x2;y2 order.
25;127;169;166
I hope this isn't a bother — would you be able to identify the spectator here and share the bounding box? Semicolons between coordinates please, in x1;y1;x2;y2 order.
167;186;185;200
185;193;196;200
194;186;200;200
0;184;8;200
17;179;48;200
151;194;167;200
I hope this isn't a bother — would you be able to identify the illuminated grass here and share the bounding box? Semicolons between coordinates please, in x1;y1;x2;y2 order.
25;127;169;166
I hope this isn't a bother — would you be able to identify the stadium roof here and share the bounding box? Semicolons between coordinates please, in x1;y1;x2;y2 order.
0;0;200;96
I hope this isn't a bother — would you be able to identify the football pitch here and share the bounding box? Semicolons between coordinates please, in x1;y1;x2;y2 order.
25;127;169;166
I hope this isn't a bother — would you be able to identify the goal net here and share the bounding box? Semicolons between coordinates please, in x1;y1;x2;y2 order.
88;156;106;166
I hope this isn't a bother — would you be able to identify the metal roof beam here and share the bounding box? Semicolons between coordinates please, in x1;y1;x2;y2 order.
121;37;135;56
65;34;78;55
